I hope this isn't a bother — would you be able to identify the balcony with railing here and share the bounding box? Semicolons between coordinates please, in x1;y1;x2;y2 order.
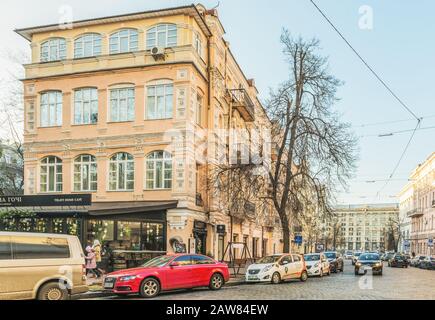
407;208;423;217
228;88;255;122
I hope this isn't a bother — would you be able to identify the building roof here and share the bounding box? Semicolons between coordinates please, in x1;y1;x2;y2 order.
15;4;211;41
334;203;399;210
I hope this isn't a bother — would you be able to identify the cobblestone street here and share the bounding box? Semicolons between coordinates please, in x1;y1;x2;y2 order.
92;261;435;300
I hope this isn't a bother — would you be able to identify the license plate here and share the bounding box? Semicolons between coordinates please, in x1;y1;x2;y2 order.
248;276;258;280
104;280;115;289
364;266;372;270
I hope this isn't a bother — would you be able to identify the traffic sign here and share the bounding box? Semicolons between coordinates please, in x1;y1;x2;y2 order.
294;235;303;245
428;237;433;248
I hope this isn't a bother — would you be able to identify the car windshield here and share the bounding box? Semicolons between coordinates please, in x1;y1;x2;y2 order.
354;252;361;256
142;255;174;268
324;252;336;259
257;256;281;264
359;253;379;261
419;256;426;260
304;254;320;261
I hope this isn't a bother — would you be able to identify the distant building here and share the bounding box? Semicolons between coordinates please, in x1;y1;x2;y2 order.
400;152;435;256
330;204;399;252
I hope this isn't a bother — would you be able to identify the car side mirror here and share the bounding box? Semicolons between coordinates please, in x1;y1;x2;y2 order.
169;261;180;267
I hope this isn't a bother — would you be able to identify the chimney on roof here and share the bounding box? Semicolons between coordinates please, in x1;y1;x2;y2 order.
247;79;255;87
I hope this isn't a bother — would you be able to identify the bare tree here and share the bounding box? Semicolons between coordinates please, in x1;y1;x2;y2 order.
0;140;24;195
385;216;401;252
264;30;357;253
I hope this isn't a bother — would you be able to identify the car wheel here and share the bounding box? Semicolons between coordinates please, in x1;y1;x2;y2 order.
139;278;160;298
37;282;69;300
209;273;224;290
300;270;308;282
271;272;281;284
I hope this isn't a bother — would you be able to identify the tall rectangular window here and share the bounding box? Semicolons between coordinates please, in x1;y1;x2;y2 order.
146;84;173;119
74;88;98;124
196;94;203;125
109;87;135;122
40;91;62;127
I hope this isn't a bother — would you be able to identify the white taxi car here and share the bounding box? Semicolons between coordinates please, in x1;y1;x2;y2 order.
245;254;308;284
303;253;330;277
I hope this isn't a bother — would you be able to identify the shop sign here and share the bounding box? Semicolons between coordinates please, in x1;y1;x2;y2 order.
216;224;226;234
0;194;92;207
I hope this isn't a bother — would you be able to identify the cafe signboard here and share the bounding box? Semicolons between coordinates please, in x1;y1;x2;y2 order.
0;194;92;207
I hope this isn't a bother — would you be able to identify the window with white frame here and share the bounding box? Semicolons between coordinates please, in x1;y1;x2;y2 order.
40;38;67;62
74;33;102;58
109;152;134;191
194;32;202;57
146;151;172;189
146;83;173;119
73;154;97;192
40;156;62;192
109;87;135;122
196;94;203;125
74;88;98;124
109;29;138;54
40;91;62;127
146;24;177;49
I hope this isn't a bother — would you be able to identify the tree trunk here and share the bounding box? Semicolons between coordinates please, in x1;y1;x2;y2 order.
282;224;290;253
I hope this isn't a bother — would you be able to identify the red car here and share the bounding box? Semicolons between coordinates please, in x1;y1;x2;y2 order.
103;253;230;298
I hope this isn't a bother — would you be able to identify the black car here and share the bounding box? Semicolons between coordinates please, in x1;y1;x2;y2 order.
419;256;435;270
388;254;409;268
324;251;344;272
354;253;383;276
382;252;395;261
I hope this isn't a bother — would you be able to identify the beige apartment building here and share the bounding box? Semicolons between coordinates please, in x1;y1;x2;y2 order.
7;4;286;269
330;204;399;252
400;152;435;256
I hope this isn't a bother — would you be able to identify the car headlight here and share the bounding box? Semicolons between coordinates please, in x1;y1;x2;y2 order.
119;275;137;282
262;265;273;273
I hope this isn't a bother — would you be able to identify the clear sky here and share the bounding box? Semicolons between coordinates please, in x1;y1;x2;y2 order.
0;0;434;205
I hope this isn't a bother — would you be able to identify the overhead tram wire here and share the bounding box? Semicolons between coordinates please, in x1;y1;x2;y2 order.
309;0;422;201
309;0;420;122
359;125;435;138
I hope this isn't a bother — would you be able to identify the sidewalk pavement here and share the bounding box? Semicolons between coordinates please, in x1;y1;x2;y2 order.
74;270;247;300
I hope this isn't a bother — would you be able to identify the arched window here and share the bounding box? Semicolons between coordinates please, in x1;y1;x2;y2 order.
109;29;138;54
74;33;102;58
40;38;66;62
145;151;172;189
109;152;134;191
40;91;62;127
40;156;62;192
73;154;97;191
146;81;173;119
74;87;98;124
146;24;177;49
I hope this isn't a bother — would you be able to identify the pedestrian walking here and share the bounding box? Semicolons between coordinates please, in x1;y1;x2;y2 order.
85;246;101;279
92;239;105;276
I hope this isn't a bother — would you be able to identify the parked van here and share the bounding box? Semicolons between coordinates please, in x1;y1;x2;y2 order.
0;231;88;300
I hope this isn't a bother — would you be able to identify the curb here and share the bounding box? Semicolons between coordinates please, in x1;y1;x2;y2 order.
74;278;247;299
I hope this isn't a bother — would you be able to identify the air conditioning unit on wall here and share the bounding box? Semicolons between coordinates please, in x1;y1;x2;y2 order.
151;47;165;60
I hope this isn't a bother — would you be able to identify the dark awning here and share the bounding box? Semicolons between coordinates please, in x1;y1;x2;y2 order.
88;201;178;216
